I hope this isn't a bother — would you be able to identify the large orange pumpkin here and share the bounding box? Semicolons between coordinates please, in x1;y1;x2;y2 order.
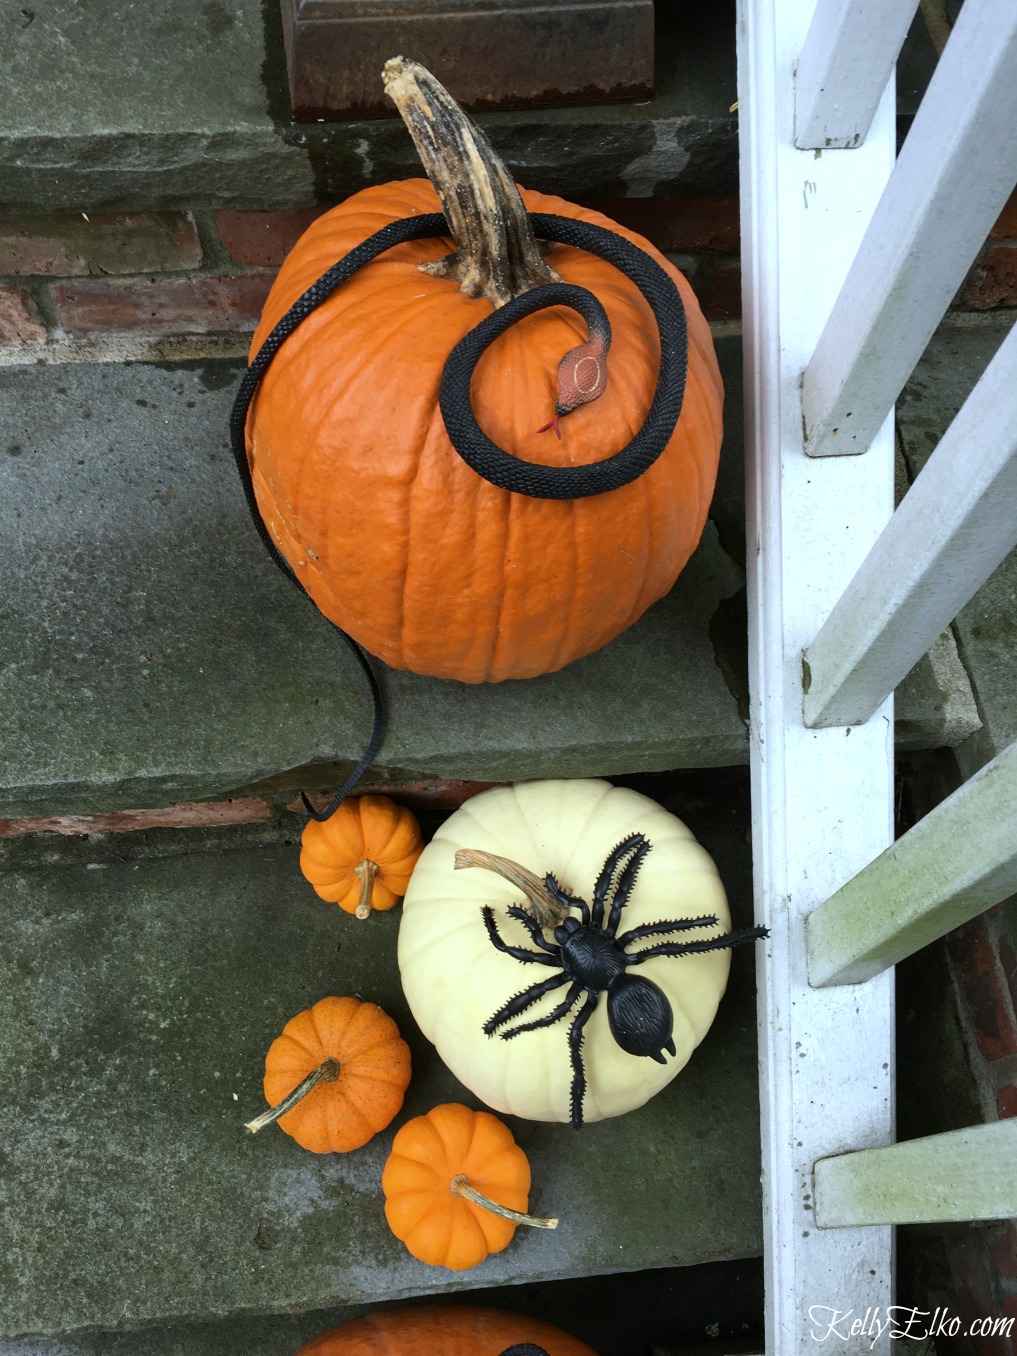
294;1302;598;1354
243;123;722;684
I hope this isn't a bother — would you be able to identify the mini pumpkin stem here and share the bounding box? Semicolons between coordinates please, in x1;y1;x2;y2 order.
450;1173;558;1230
354;859;380;919
382;56;560;307
454;848;571;929
244;1057;340;1134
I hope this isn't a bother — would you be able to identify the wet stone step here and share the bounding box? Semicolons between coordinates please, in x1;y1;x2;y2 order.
0;779;762;1340
1;343;975;822
2;348;748;818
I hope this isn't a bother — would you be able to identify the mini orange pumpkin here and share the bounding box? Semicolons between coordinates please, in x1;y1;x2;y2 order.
246;996;411;1153
300;794;424;919
294;1302;598;1354
381;1102;557;1270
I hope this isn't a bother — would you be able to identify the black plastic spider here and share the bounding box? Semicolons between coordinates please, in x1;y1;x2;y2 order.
481;832;768;1129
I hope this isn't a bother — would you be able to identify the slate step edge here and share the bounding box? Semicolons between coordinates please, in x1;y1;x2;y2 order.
1;339;981;820
1;1;739;212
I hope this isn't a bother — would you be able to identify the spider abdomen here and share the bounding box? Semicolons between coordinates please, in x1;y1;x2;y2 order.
606;974;676;1063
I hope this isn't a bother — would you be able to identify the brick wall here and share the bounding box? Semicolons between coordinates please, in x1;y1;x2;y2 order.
935;900;1017;1353
3;189;1015;359
0;198;742;358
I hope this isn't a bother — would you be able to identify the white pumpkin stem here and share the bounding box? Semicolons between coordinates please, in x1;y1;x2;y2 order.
382;56;560;308
454;848;572;929
450;1174;558;1230
244;1058;340;1134
354;859;379;919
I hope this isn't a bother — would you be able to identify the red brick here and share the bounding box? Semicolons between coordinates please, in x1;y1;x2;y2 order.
51;274;274;339
295;779;501;818
922;1288;976;1356
963;244;1017;310
947;917;1017;1060
990;188;1017;241
697;258;743;323
0;212;201;277
987;1222;1017;1281
946;1231;1008;1356
0;798;273;838
1000;932;1017;1017
575;196;740;254
214;208;328;267
0;286;46;344
998;1086;1017;1119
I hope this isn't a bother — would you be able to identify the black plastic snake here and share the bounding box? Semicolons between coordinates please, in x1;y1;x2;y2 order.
228;211;690;820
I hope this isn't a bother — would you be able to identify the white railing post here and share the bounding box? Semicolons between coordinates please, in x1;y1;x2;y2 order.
795;0;919;149
738;0;897;1349
802;0;1017;458
803;317;1017;728
815;1122;1017;1227
807;737;1017;985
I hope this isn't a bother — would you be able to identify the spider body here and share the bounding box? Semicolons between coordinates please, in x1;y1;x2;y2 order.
551;917;675;1061
481;832;768;1128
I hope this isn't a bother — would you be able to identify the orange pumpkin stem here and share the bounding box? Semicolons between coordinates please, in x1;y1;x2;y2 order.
449;1173;559;1230
244;1057;340;1135
353;858;380;919
454;848;571;929
382;56;560;308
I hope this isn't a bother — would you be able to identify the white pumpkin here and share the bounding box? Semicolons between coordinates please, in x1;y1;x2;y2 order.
398;778;752;1126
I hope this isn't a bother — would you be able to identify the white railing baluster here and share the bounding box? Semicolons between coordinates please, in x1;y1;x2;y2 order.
802;0;1017;458
803;317;1017;728
738;0;897;1349
795;0;918;149
814;1122;1017;1227
807;737;1017;986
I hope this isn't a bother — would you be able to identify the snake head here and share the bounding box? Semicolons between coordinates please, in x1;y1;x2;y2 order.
554;331;610;415
538;318;612;437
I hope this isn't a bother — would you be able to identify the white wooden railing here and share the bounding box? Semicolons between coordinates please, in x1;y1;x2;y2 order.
736;0;1017;1350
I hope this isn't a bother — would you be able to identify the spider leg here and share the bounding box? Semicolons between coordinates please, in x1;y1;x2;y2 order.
543;873;590;924
603;835;652;938
482;906;560;965
496;978;585;1038
591;833;650;931
505;903;558;952
567;991;599;1130
484;971;572;1035
615;915;719;949
625;924;770;964
543;874;591;926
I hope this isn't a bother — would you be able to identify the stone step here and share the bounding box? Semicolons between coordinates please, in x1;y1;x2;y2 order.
1;340;977;821
2;0;738;213
0;1257;764;1355
1;0;939;215
0;776;762;1341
